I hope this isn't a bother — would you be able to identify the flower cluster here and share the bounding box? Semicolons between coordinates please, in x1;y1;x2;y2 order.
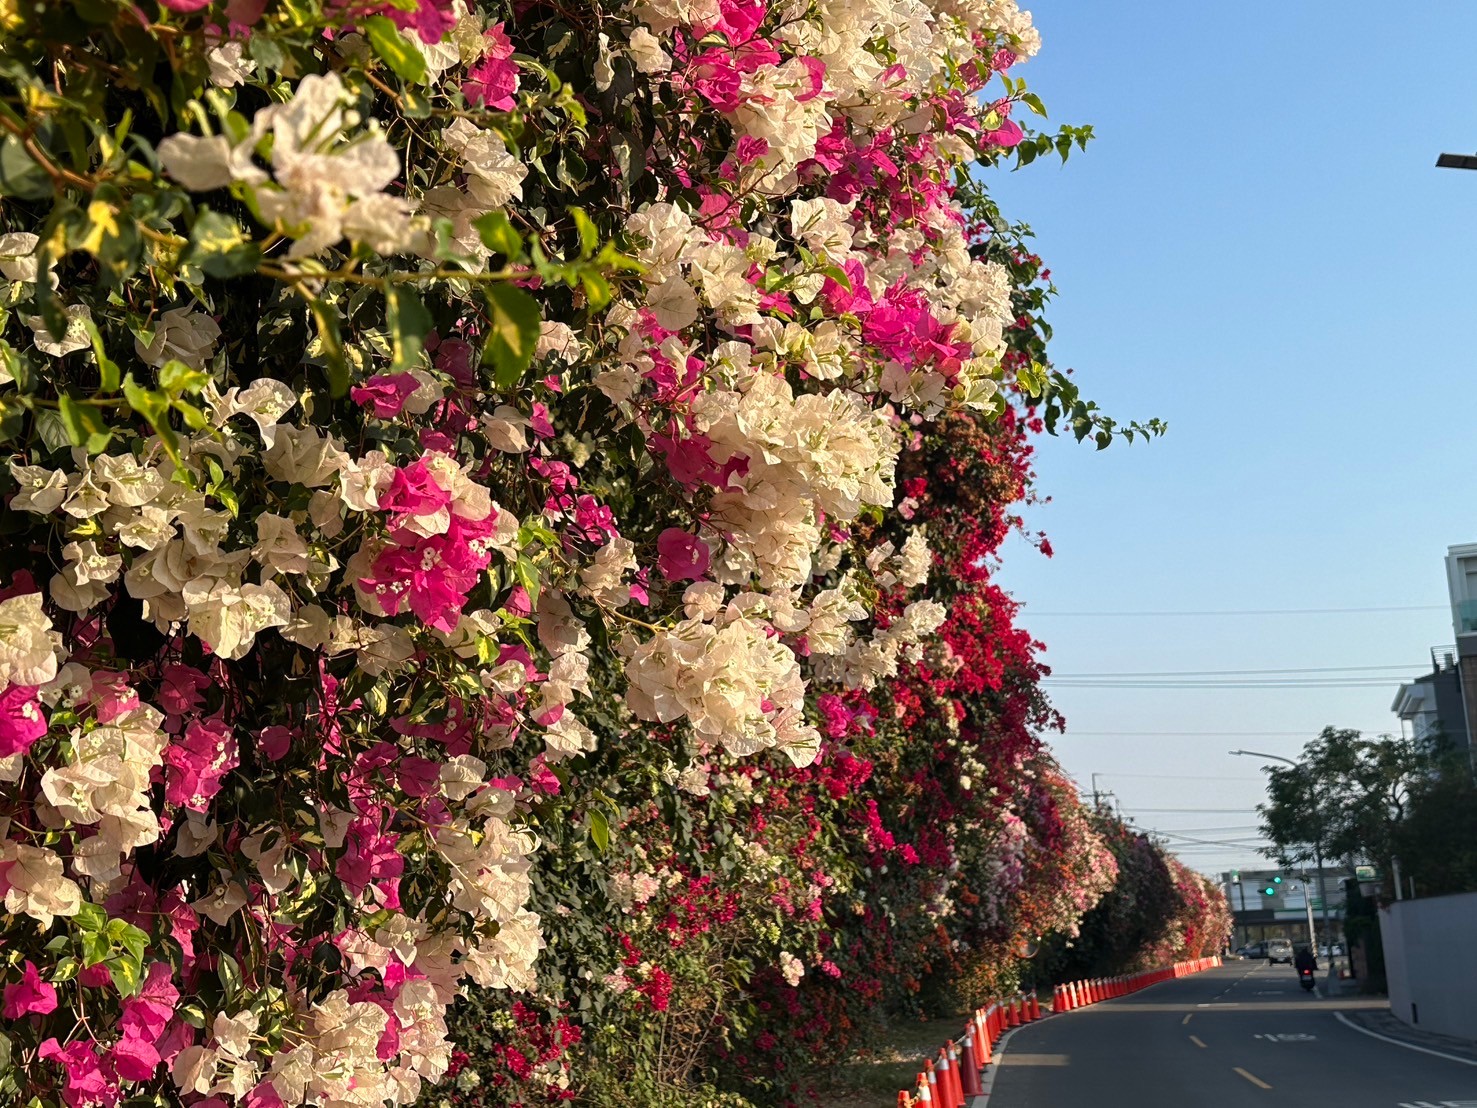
0;0;1201;1103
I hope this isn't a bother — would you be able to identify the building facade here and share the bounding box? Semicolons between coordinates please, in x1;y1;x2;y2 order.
1391;543;1477;762
1221;868;1344;948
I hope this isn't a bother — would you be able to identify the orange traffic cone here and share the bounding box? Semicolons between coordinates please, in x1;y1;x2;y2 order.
961;1029;985;1096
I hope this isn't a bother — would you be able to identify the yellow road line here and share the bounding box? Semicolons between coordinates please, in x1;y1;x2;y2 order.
1234;1067;1272;1089
1189;1035;1207;1048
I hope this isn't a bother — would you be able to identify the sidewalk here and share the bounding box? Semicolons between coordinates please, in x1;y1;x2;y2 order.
1341;1006;1477;1065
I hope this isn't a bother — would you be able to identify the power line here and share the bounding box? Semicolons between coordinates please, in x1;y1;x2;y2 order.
1140;829;1270;849
1121;807;1261;814
1095;773;1265;782
1025;605;1445;617
1045;680;1406;689
1063;731;1383;737
1052;664;1415;678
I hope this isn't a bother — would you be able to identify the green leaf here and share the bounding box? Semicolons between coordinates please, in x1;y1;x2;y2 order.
122;374;181;466
0;134;52;200
185;209;261;279
50;957;79;983
473;211;523;260
569;207;598;258
513;554;541;607
480;283;541;389
588;809;610;853
217;951;242;997
79;931;109;968
401;89;433;118
158;359;208;397
364;15;427;84
579;270;611;312
384;285;431;375
106;955;142;997
306;297;349;398
57;394;113;453
1020;91;1048;118
76;903;111;938
364;676;390;717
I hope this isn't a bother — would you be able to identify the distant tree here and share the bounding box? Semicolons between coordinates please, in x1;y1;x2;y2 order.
1394;756;1477;897
1257;727;1428;882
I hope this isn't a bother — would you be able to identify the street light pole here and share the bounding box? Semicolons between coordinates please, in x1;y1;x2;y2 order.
1230;749;1333;958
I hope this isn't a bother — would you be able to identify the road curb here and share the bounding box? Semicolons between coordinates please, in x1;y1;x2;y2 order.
972;1023;1023;1106
1333;1011;1477;1068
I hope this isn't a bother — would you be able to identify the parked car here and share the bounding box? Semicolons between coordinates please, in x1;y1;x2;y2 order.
1317;943;1345;958
1237;942;1267;959
1266;939;1294;964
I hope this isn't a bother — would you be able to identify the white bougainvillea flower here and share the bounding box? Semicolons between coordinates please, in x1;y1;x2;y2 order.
93;453;168;508
156;129;268;192
26;304;92;356
0;591;62;687
211;378;298;449
0;231;41;282
181;579;291;660
8;464;69;514
0;842;82;926
134;306;221;370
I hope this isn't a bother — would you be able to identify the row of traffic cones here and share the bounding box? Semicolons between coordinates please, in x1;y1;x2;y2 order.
893;957;1221;1105
1049;955;1222;1014
895;992;1041;1106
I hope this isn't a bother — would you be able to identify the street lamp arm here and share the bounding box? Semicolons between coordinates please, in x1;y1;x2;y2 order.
1229;749;1299;768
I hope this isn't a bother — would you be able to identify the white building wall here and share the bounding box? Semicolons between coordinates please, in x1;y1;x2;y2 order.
1380;891;1477;1039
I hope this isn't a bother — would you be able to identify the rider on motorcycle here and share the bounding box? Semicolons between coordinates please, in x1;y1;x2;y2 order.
1294;946;1317;975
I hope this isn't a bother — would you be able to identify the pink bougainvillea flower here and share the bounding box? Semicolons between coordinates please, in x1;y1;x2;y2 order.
351;373;422;419
0;683;46;757
570;495;617;544
379;459;451;520
3;960;58;1018
735;136;769;165
38;1039;116;1108
527;755;560;796
695;0;766;42
121;962;180;1043
257;725;292;761
686;50;744;112
529;402;555;439
159;664;211;717
87;670;140;723
163;717;239;812
158;0;212;10
335;815;405;899
982;116;1024;148
108;1033;161;1083
795;55;827;101
242;1080;287;1108
384;0;457;43
656;529;710;582
462;24;519;109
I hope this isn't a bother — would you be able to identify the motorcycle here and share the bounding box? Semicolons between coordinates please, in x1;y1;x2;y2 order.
1298;966;1315;992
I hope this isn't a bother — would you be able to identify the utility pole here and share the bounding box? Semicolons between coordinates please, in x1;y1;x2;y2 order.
1230;750;1333;956
1091;773;1103;810
1300;875;1317;955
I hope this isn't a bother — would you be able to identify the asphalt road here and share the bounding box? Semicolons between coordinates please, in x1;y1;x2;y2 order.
985;962;1477;1108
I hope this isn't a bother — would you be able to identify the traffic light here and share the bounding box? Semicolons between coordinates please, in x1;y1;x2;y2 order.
1261;875;1284;897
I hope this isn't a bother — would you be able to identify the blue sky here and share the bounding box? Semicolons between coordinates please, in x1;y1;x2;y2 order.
987;0;1477;875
